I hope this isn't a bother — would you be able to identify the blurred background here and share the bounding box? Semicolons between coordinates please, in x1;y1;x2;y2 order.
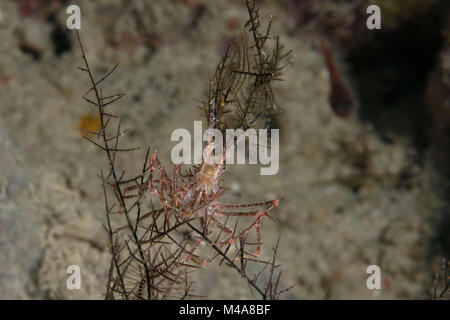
0;0;449;299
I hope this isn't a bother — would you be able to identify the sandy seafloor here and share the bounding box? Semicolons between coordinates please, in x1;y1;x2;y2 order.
0;0;448;299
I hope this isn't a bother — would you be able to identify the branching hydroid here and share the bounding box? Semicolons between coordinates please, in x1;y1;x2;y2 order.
77;0;292;300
